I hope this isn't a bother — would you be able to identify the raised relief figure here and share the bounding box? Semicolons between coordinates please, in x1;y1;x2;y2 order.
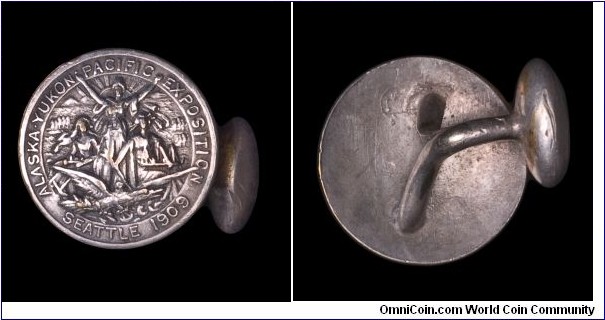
49;75;194;223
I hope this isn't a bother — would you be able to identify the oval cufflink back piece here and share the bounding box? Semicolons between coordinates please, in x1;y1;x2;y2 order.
515;59;569;188
209;117;259;234
319;57;569;264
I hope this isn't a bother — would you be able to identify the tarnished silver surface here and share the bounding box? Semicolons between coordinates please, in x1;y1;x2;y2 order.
319;57;568;264
19;49;258;248
209;117;259;234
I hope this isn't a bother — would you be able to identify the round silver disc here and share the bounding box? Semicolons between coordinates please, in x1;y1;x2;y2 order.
319;57;527;264
19;49;217;248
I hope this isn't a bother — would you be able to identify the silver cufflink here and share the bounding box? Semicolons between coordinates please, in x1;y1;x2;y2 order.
19;49;259;248
319;57;569;264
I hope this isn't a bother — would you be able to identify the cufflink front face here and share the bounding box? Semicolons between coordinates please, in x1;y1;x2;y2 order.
19;49;258;248
319;57;568;264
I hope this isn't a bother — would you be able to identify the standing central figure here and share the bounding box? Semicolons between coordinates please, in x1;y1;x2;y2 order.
76;75;161;188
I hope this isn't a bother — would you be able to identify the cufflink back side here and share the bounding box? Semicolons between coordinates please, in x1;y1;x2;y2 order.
19;49;258;248
318;57;569;264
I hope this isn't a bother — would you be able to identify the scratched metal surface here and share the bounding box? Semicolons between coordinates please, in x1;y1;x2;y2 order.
319;57;526;264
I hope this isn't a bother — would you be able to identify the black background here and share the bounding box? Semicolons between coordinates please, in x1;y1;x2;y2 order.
2;2;291;301
294;3;593;301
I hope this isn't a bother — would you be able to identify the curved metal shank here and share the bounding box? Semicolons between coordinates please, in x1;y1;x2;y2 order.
396;116;519;232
